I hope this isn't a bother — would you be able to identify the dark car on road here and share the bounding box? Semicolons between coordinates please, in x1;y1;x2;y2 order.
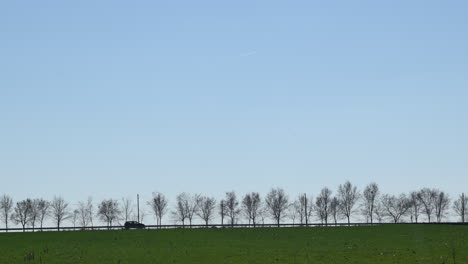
124;221;145;230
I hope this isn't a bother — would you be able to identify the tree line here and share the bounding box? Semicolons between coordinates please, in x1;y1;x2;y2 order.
1;181;467;232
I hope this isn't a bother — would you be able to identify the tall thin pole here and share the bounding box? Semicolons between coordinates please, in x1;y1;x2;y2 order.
137;194;140;223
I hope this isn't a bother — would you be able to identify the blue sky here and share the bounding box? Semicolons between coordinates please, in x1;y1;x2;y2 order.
1;0;467;207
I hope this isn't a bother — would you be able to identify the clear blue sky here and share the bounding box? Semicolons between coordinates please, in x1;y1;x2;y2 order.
1;1;467;206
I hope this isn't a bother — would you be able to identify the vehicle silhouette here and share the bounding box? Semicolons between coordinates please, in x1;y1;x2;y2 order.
124;221;145;230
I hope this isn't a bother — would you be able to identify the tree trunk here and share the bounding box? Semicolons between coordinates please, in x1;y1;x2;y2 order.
305;194;308;226
462;194;466;223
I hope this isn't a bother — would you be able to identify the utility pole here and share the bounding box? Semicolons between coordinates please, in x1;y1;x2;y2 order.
137;194;140;223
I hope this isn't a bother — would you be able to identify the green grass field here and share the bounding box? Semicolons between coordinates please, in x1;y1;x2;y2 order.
0;225;466;264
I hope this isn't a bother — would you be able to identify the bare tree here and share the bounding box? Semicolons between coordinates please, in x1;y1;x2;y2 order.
362;183;379;223
71;209;79;229
86;197;94;228
288;202;298;224
292;199;304;225
409;191;421;223
373;200;386;223
149;192;168;227
173;193;189;226
121;197;134;223
434;191;450;222
258;207;267;225
219;200;227;225
98;199;121;229
180;193;200;226
186;194;200;226
11;199;32;232
196;196;216;226
329;196;339;224
36;199;50;231
293;194;313;225
337;181;359;225
381;194;411;223
51;196;70;231
242;192;261;227
77;200;91;227
304;194;313;225
225;191;240;226
0;195;13;231
315;187;332;225
173;193;198;226
265;188;289;226
417;188;437;222
29;199;40;232
453;193;467;223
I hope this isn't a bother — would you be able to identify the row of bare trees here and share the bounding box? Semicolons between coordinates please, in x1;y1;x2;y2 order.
1;182;467;231
0;196;124;231
304;183;465;225
0;196;70;232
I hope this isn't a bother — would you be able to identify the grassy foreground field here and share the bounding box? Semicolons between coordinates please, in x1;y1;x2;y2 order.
0;225;466;264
